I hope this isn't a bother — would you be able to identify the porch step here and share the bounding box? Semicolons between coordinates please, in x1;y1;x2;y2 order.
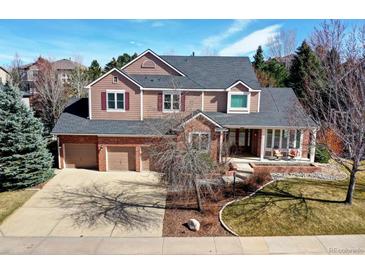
233;163;254;174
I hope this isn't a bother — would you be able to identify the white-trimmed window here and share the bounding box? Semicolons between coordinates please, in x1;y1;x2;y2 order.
189;132;210;151
163;91;180;112
107;90;125;112
227;91;250;113
112;76;118;83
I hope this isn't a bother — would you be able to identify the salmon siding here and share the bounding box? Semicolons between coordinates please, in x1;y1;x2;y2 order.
52;49;316;172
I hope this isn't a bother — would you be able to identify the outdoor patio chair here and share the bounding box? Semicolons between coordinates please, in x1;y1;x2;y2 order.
288;149;298;159
273;149;283;159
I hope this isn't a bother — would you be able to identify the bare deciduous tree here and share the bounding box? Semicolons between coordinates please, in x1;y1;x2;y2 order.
146;81;224;212
8;53;23;89
267;29;297;67
66;56;89;98
303;20;365;205
33;58;69;132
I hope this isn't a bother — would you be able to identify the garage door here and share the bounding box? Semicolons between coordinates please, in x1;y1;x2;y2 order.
64;143;97;169
107;146;136;171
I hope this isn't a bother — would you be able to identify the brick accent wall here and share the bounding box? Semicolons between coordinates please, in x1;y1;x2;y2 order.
301;129;310;158
180;116;220;161
251;163;321;174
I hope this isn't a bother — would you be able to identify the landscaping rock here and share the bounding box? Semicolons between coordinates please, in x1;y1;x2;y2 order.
187;219;200;231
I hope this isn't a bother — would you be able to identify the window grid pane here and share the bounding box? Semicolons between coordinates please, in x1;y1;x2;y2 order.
108;93;115;109
116;93;124;109
200;134;209;150
164;94;171;110
266;129;273;148
172;94;180;110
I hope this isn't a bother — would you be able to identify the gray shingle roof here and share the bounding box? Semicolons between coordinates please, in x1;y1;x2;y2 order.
129;74;203;89
51;98;172;136
203;88;316;128
52;88;315;135
160;55;261;90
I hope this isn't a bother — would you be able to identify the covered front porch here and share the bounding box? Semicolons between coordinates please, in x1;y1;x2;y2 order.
221;127;316;163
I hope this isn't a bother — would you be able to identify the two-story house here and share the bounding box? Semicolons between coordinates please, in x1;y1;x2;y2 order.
20;57;83;94
52;49;317;171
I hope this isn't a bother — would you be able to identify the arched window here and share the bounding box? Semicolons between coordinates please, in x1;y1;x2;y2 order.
141;59;156;68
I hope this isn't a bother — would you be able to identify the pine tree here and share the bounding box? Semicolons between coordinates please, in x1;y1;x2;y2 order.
253;45;265;70
87;60;102;81
0;84;53;190
288;40;323;98
264;58;289;87
103;57;117;72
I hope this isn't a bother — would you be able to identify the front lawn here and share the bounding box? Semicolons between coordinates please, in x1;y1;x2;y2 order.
0;190;37;224
222;170;365;236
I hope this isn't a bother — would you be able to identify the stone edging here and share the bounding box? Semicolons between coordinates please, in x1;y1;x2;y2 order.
218;179;276;236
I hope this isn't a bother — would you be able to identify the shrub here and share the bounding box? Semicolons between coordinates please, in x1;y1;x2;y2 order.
315;144;331;163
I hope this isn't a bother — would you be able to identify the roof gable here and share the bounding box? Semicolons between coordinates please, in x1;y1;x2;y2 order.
85;68;143;88
121;49;186;76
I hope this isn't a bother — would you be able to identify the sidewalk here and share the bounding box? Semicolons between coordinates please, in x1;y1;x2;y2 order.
1;235;365;255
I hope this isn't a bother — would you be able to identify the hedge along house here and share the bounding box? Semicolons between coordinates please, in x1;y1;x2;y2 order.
52;49;317;172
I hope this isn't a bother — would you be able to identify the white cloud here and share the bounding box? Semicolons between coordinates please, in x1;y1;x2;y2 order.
219;24;281;56
202;19;252;48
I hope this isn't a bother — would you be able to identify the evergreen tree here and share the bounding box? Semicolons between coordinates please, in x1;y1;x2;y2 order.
103;57;117;72
116;53;137;68
0;84;53;190
264;59;289;87
87;60;102;81
253;45;265;70
288;40;323;98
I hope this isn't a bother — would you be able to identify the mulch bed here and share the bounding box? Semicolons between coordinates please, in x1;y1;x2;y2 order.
162;178;267;237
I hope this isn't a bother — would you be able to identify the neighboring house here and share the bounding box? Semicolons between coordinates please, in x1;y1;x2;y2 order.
19;57;83;93
52;49;317;172
0;66;9;85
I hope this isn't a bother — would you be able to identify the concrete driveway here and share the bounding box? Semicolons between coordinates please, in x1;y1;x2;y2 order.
0;169;166;237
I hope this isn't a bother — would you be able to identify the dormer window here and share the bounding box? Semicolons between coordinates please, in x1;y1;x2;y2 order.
113;76;118;83
141;60;156;68
227;91;250;113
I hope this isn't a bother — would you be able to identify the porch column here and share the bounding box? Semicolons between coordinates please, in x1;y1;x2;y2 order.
310;128;317;163
219;131;223;163
260;129;265;161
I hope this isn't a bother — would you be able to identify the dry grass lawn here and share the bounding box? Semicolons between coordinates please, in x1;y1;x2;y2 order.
0;190;37;224
222;166;365;236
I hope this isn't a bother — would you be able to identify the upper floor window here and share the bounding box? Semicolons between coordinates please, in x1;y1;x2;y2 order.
189;132;210;151
227;91;250;113
163;91;180;112
113;76;118;83
107;90;125;112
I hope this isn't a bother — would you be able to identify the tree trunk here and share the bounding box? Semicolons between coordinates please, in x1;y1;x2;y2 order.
345;160;359;205
193;179;203;212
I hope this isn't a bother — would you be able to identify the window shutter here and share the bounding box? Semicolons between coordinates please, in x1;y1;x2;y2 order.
101;92;106;110
157;93;162;111
125;92;130;110
181;92;186;111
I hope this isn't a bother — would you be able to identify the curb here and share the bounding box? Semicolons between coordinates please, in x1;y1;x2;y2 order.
219;179;276;236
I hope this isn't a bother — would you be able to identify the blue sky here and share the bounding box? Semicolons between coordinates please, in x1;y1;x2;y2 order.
0;19;363;67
